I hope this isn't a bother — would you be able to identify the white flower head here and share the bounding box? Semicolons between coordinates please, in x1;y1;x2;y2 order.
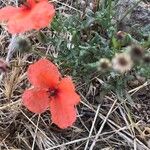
112;53;133;73
98;58;112;71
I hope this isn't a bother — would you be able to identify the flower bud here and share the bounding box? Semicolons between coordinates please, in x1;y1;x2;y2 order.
116;31;126;40
9;36;32;53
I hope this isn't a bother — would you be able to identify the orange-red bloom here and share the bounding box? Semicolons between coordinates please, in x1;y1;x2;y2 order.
0;0;55;34
22;59;80;129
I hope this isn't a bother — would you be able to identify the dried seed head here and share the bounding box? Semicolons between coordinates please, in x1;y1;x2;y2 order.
130;45;144;61
112;53;133;73
0;59;9;73
143;55;150;64
98;58;111;71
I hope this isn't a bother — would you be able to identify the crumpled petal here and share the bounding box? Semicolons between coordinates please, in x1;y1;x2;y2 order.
7;2;55;34
0;6;20;21
27;59;61;89
29;2;55;29
49;77;80;129
7;9;32;34
58;77;80;105
50;97;77;129
22;88;49;113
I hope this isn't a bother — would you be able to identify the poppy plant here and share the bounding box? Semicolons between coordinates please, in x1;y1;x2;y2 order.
22;59;80;129
0;0;55;34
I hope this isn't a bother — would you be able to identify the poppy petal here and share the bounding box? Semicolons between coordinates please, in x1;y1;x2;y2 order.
50;97;77;129
58;77;80;105
22;88;49;113
27;59;61;89
7;11;34;34
0;6;20;21
29;2;55;29
7;2;55;34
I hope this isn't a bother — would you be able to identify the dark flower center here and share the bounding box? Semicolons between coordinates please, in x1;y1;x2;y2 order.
100;62;109;69
118;58;128;66
19;0;26;6
47;88;58;97
143;56;150;64
18;0;30;8
132;47;143;56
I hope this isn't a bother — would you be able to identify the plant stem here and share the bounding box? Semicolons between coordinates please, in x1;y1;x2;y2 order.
6;35;17;63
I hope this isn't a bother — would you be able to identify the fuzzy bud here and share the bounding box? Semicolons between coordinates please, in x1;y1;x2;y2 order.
116;31;126;40
10;36;32;53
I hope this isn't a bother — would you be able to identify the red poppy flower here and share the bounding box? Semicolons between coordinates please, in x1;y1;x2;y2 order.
22;59;80;129
0;0;55;34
